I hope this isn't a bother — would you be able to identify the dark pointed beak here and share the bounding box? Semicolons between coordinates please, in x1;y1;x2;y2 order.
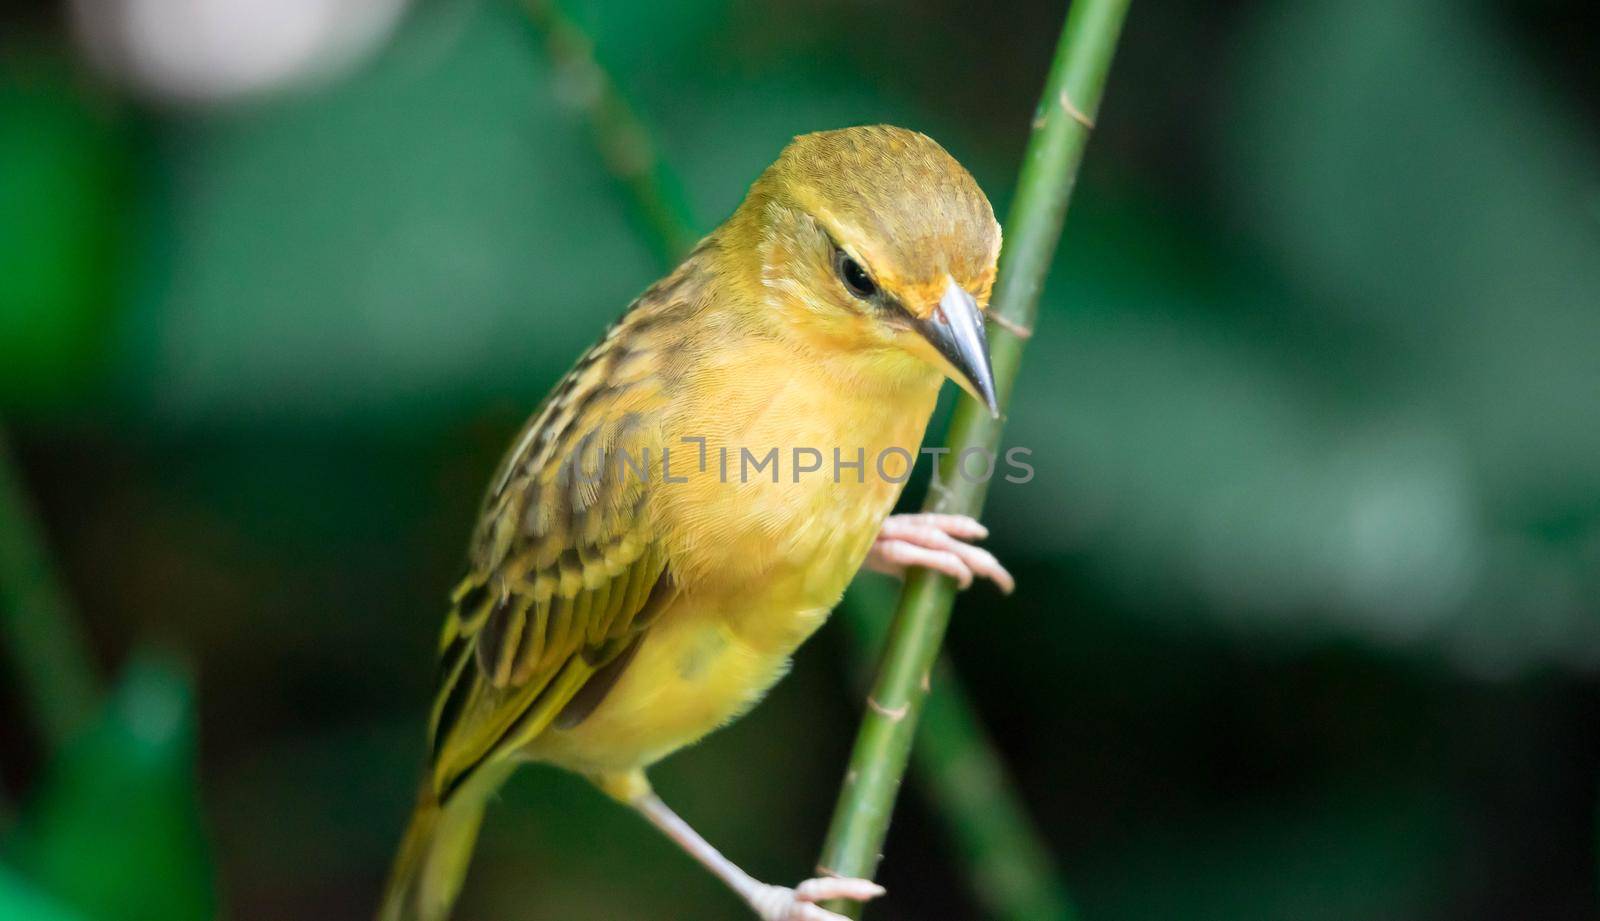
917;277;999;418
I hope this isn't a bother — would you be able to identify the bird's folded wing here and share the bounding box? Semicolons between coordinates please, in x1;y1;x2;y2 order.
426;332;675;798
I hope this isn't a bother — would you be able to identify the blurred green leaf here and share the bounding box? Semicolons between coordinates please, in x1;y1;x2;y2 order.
1222;0;1600;496
0;59;124;404
13;653;215;921
117;1;659;428
0;865;88;921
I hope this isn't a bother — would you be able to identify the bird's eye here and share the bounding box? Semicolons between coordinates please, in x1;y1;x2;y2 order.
835;250;878;300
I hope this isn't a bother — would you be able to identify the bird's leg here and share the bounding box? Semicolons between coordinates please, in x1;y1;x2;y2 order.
598;771;883;921
863;512;1014;594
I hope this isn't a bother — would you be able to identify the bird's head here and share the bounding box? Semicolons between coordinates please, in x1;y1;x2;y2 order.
727;125;1002;415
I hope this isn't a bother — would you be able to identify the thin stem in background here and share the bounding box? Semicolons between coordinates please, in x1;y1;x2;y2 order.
516;0;700;266
512;2;1076;917
0;425;99;755
816;2;1131;915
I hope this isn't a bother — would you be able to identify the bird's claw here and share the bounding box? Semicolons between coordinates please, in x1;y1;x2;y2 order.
863;513;1014;594
749;876;885;921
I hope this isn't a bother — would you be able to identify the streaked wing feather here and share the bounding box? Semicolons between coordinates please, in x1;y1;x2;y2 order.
424;277;693;798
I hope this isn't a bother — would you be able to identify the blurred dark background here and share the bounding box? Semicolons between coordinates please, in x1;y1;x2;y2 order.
2;0;1599;919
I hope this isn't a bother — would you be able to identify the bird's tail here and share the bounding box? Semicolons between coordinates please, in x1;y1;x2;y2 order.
376;772;501;921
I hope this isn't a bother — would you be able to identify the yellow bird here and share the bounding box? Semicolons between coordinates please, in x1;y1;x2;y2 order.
380;125;1013;921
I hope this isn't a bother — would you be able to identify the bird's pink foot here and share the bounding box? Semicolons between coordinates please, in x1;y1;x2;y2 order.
863;513;1014;593
749;876;885;921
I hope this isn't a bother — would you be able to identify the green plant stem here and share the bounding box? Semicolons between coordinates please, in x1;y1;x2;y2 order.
841;578;1074;920
516;0;699;266
815;1;1130;913
0;426;99;753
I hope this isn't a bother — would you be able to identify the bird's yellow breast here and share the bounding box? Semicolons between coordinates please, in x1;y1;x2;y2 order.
527;334;939;775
